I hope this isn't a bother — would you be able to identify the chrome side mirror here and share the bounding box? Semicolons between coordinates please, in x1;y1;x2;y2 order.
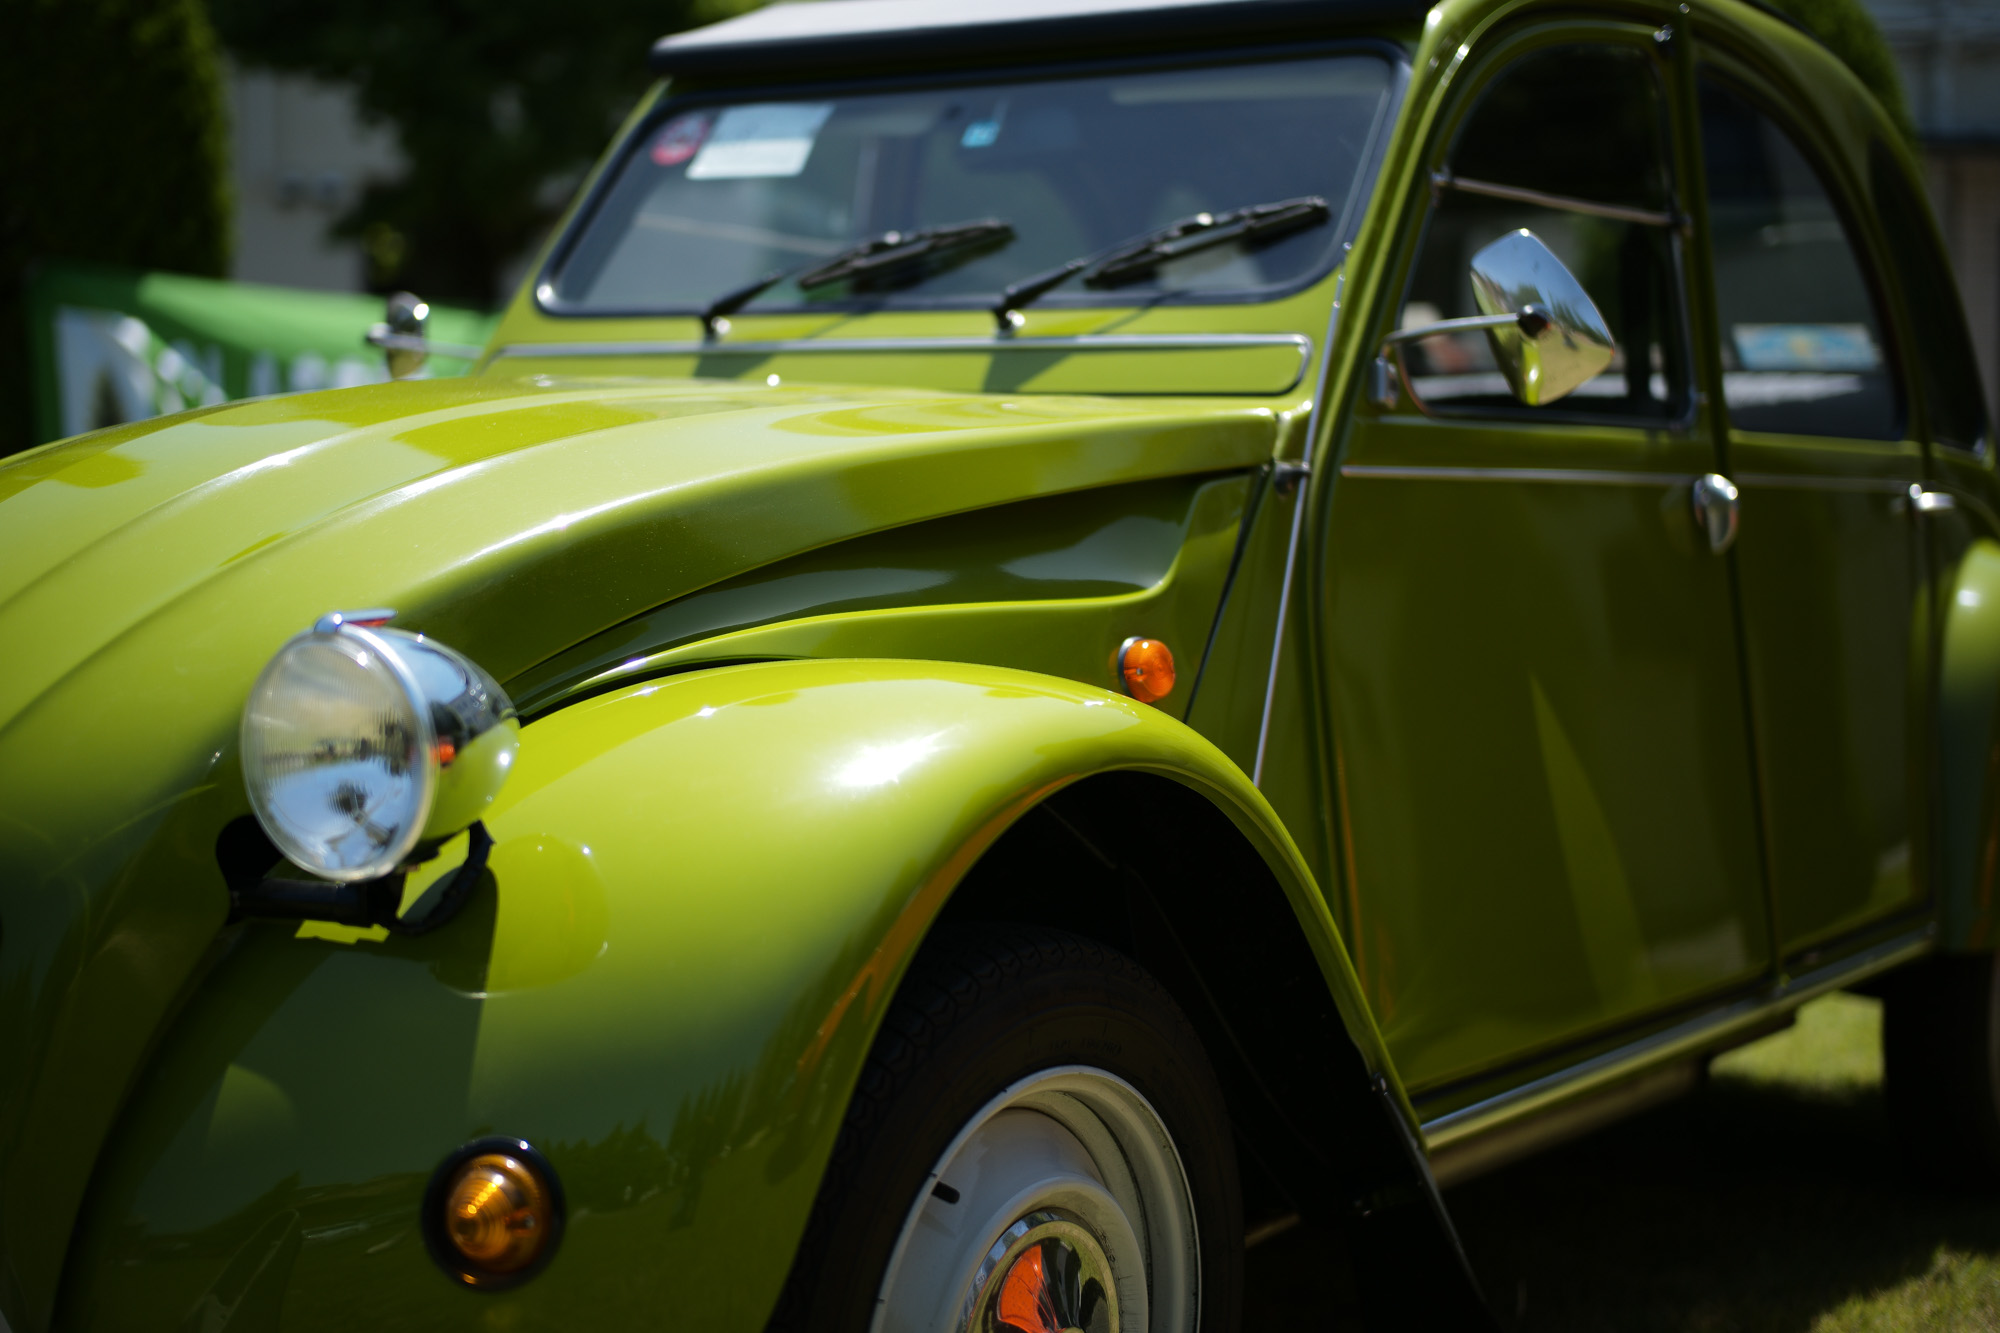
1376;229;1616;413
369;291;431;380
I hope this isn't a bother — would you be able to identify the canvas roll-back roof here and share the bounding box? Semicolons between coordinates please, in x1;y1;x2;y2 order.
649;0;1432;79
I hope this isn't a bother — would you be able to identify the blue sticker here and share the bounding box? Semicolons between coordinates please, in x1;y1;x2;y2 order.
1732;323;1879;372
962;120;1001;148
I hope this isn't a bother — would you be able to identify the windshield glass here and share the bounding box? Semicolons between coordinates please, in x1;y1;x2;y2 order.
546;53;1394;316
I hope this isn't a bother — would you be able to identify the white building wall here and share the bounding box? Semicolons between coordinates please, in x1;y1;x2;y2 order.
225;62;403;293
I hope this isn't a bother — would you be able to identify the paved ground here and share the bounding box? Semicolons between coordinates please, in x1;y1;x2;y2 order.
1242;995;2000;1331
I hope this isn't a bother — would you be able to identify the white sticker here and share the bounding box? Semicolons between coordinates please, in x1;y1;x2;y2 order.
687;103;835;179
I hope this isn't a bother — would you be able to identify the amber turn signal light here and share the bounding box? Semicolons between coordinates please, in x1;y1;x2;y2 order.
422;1138;565;1290
1118;636;1176;704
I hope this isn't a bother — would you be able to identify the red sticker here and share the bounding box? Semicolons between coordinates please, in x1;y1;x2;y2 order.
650;113;712;167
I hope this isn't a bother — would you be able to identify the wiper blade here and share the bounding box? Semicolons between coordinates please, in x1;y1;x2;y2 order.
798;218;1013;290
992;195;1330;332
701;218;1014;338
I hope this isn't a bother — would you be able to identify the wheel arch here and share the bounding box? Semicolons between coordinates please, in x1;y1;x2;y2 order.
934;769;1494;1328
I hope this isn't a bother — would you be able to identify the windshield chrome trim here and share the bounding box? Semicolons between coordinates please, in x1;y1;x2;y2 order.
494;332;1311;359
1340;464;1697;487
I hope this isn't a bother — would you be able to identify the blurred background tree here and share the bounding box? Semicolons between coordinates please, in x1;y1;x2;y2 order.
1765;0;1916;148
0;0;231;454
206;0;753;309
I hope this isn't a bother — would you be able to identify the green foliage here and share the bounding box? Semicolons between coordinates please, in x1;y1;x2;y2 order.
1762;0;1919;149
209;0;757;309
0;0;231;454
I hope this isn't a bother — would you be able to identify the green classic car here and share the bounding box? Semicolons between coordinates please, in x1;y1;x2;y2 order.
5;0;1994;1327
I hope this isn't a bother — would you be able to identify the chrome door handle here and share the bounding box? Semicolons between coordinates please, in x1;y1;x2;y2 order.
1691;473;1740;553
1910;483;1956;513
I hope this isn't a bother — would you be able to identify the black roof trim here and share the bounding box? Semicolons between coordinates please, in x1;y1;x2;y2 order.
649;0;1431;80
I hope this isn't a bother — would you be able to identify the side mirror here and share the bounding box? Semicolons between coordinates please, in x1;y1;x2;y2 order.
1375;229;1616;413
365;293;487;382
368;291;431;380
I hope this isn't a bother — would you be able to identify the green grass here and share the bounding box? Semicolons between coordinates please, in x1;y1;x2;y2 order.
1437;993;2000;1331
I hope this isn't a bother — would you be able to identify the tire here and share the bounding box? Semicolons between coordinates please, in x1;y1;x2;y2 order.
767;926;1243;1333
1882;951;2000;1186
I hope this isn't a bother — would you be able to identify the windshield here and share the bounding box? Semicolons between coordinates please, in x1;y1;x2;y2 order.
545;52;1395;316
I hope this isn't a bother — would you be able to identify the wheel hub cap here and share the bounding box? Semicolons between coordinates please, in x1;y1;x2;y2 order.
969;1211;1119;1333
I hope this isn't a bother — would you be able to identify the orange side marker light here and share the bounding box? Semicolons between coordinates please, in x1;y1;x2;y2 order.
423;1140;565;1289
1119;636;1176;705
445;1153;549;1274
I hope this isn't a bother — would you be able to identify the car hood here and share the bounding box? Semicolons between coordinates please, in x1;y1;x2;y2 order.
0;371;1276;1317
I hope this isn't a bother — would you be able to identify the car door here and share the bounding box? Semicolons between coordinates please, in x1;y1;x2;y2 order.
1321;26;1772;1097
1691;60;1927;960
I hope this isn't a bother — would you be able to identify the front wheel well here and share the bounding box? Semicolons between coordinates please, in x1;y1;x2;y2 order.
928;771;1496;1329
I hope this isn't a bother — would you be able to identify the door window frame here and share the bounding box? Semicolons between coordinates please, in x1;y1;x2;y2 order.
1686;49;1914;447
1366;20;1700;435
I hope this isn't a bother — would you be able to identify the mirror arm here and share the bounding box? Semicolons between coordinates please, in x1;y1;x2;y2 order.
1374;305;1552;415
1381;310;1535;347
364;326;485;361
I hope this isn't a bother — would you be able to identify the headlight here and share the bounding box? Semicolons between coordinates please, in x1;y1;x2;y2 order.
241;611;519;882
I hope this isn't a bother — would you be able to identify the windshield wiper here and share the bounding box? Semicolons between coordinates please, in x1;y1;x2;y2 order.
991;195;1330;332
701;218;1014;338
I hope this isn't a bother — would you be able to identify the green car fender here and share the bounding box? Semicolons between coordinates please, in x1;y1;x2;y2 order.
67;657;1481;1331
1937;537;2000;951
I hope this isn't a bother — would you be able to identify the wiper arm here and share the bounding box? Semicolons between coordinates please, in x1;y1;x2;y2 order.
991;195;1330;332
701;218;1014;338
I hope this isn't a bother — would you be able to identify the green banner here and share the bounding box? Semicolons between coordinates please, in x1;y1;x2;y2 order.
24;262;496;446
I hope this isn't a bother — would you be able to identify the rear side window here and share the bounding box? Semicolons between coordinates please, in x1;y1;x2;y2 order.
1397;43;1687;421
1869;140;1991;457
1698;75;1901;441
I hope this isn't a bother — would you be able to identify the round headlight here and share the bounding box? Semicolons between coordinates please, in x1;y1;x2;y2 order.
242;616;517;882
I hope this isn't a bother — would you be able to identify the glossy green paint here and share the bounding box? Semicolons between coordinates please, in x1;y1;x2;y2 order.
1727;437;1925;954
0;378;1283;1327
508;471;1257;721
1324;418;1771;1095
7;0;2000;1327
1305;9;1772;1099
1686;40;1931;962
59;660;1386;1332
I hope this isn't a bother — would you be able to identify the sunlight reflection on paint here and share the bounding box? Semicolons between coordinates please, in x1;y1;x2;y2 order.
835;732;945;789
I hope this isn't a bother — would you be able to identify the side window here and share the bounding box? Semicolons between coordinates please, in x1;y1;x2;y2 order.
1869;140;1991;456
1397;44;1687;421
1698;75;1901;441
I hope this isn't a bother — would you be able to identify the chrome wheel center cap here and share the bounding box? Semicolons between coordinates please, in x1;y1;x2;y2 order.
965;1211;1118;1333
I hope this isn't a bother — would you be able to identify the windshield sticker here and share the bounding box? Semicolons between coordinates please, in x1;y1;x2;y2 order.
1732;323;1879;372
961;103;1006;149
650;113;713;168
688;104;836;180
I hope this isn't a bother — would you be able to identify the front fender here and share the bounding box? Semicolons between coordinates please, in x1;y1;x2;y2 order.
62;659;1390;1332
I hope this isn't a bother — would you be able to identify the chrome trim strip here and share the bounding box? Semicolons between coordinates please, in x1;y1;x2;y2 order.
1733;471;1915;494
495;333;1312;359
1252;273;1343;786
1340;463;1696;487
1420;926;1934;1153
1433;171;1681;229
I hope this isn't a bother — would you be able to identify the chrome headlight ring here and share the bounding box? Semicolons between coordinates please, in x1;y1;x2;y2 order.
240;609;518;886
